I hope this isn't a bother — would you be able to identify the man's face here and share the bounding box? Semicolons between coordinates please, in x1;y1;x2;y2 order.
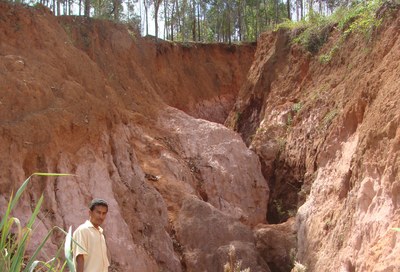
89;205;108;228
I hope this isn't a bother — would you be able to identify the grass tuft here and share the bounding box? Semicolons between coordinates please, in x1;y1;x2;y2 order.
223;245;250;272
0;173;76;272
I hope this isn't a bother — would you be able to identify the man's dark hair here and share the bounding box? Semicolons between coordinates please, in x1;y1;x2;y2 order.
89;198;108;211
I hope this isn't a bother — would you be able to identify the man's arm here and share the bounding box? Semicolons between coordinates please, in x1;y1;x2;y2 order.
76;254;84;272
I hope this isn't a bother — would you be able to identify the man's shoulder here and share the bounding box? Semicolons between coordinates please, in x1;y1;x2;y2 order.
73;221;92;234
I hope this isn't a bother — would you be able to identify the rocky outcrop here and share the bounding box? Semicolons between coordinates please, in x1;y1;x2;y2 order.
255;219;296;272
158;107;268;226
176;196;270;272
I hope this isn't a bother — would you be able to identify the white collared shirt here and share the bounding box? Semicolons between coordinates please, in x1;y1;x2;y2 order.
73;220;110;272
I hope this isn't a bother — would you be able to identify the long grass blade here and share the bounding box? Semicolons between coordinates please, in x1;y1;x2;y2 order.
0;191;16;232
59;260;68;272
12;195;42;271
1;173;72;272
10;227;32;272
29;260;41;272
49;235;66;272
26;195;44;229
1;247;10;271
32;173;73;177
23;226;61;272
7;217;23;256
0;212;14;250
1;173;72;230
29;258;57;272
10;175;33;211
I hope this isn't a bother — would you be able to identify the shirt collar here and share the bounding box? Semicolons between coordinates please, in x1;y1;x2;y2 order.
84;220;104;233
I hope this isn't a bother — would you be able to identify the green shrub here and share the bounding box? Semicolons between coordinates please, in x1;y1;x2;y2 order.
0;173;75;272
279;0;386;57
340;0;384;39
318;43;340;64
275;18;310;31
292;12;336;54
292;102;303;113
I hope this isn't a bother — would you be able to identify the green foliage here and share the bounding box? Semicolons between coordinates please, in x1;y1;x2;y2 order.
272;199;296;222
12;0;395;43
338;0;384;38
0;173;75;272
285;102;303;128
318;44;339;64
278;0;387;58
286;112;293;127
322;108;338;128
235;111;242;124
277;137;287;152
292;102;303;113
276;18;308;30
292;13;335;54
273;200;285;218
318;0;385;63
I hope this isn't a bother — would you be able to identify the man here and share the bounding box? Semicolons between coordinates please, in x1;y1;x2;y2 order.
73;199;110;272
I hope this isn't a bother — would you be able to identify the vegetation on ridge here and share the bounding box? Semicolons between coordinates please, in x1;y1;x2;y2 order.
277;0;398;61
3;0;398;42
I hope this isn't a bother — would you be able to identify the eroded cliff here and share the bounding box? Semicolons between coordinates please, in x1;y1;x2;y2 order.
227;5;400;271
0;2;268;272
1;2;400;272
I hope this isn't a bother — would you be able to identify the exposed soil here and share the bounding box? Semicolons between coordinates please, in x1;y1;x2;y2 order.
227;5;400;271
1;2;400;272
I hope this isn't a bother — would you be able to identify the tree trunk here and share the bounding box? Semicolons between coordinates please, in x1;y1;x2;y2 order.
52;0;56;15
300;0;303;20
57;0;61;16
144;0;149;36
191;0;196;41
319;0;322;14
227;2;231;44
171;0;176;40
174;0;181;40
238;0;246;41
63;0;67;15
197;1;200;41
113;0;119;21
84;0;90;17
164;0;168;39
155;0;162;40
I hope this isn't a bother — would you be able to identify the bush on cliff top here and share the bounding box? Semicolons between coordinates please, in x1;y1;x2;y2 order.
277;0;390;55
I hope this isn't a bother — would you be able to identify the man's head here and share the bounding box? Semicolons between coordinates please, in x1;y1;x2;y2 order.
89;199;108;228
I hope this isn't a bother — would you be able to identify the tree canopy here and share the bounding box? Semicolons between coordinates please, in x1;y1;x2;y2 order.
7;0;385;42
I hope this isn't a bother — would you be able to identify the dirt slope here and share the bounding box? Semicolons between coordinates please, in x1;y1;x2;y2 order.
57;15;255;124
2;2;400;272
227;6;400;271
0;3;268;272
